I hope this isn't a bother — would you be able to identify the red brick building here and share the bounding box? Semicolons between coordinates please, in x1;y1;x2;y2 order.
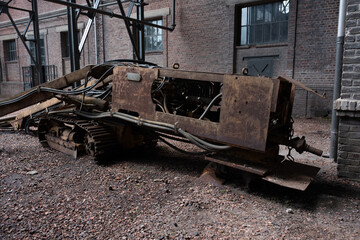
0;0;339;117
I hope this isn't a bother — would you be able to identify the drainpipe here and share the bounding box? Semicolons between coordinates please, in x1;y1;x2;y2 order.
94;15;98;64
330;0;347;160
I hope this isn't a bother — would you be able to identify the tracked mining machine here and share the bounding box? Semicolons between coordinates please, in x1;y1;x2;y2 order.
0;60;325;190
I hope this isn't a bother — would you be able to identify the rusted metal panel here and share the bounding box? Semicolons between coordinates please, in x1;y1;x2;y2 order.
159;69;225;83
219;75;273;152
112;66;158;119
262;160;320;191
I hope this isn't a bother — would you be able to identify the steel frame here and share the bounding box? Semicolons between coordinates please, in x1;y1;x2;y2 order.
0;0;43;86
45;0;176;61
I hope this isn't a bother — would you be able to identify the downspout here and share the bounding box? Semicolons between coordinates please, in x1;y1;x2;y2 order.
292;0;298;79
94;15;98;64
330;0;347;160
102;12;106;62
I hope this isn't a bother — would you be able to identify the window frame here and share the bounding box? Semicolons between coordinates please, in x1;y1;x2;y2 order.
4;39;17;62
236;0;290;46
144;18;164;53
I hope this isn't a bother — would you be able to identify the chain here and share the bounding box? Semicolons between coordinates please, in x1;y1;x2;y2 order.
286;117;295;161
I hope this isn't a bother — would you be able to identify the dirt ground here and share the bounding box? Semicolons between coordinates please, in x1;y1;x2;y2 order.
1;117;360;239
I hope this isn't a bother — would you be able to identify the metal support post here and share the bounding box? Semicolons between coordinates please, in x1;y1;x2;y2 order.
31;0;44;85
67;0;80;86
136;0;145;61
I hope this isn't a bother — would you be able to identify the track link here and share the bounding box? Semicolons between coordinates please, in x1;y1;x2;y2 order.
39;114;117;158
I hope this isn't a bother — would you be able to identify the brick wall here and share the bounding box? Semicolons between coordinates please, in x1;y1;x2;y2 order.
338;117;360;180
335;0;360;181
290;0;338;116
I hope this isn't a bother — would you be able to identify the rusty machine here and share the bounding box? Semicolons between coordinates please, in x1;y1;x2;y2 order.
0;0;325;191
0;61;324;190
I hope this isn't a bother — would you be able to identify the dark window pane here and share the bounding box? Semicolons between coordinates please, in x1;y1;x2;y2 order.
272;3;279;21
279;22;288;42
29;39;46;65
255;5;264;22
255;25;263;43
264;4;272;22
248;25;255;44
249;7;255;24
271;22;280;42
263;24;271;43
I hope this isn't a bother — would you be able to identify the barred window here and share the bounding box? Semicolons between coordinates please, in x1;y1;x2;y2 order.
239;0;289;45
144;19;163;52
4;39;17;61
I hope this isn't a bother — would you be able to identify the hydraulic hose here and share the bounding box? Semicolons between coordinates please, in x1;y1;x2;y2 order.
71;110;231;152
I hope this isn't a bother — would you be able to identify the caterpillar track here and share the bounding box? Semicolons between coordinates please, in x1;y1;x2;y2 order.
38;115;117;159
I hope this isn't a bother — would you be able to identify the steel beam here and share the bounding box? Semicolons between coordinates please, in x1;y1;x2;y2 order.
78;0;101;54
67;0;80;86
32;0;44;85
136;0;145;61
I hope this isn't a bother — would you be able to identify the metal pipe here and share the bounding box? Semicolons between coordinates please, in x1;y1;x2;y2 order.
171;0;176;28
101;13;106;62
137;0;145;61
94;14;98;64
291;0;298;79
330;0;347;160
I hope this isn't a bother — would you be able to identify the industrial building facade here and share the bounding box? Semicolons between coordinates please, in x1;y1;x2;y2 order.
0;0;338;117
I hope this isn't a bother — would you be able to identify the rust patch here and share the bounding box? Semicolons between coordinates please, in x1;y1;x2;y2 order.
219;75;273;151
112;66;158;119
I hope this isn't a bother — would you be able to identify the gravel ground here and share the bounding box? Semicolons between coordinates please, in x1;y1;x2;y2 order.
1;117;360;239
